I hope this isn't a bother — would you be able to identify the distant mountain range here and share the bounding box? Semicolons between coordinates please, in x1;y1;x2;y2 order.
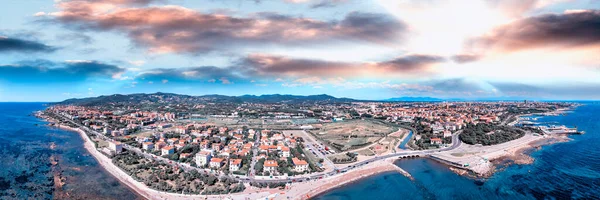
56;93;357;106
55;92;533;106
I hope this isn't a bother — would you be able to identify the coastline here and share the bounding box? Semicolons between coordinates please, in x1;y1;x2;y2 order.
42;116;377;200
283;159;404;199
35;105;580;199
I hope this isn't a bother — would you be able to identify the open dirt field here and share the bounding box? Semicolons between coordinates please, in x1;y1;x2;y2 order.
317;120;395;136
311;120;397;152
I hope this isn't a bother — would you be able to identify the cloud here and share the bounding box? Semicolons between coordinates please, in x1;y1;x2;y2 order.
310;0;349;8
219;77;232;84
470;10;600;52
240;53;445;78
136;66;242;83
485;0;570;17
451;54;481;63
0;60;125;83
0;37;56;53
55;32;94;44
128;60;146;66
376;54;446;72
47;0;405;54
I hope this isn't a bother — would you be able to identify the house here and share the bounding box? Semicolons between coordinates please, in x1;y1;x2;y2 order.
264;160;278;173
229;159;242;172
443;130;452;138
154;142;167;151
195;151;212;167
280;146;291;157
292;157;309;172
259;145;269;152
180;153;191;159
430;138;443;145
212;143;222;151
161;146;174;156
108;141;123;154
174;126;188;134
167;138;178;145
210;158;224;168
142;142;154;151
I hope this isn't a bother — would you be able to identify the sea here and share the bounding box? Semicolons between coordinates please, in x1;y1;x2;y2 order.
0;103;140;199
315;102;600;200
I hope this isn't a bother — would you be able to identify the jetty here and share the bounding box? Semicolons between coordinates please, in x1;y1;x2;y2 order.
389;163;414;180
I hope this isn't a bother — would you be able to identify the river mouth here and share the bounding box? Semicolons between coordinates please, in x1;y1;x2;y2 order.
398;131;414;149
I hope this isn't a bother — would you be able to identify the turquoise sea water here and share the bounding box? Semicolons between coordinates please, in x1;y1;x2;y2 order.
315;102;600;200
0;103;140;199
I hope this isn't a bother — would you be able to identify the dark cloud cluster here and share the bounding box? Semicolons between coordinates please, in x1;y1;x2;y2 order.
47;0;405;54
0;60;124;83
451;54;481;63
471;10;600;52
377;55;445;71
310;0;349;9
137;66;243;82
0;37;56;53
238;53;445;78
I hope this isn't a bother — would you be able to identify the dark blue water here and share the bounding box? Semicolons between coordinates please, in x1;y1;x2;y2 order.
0;103;140;199
315;103;600;200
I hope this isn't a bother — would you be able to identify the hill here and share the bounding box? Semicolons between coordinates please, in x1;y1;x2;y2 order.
55;93;357;106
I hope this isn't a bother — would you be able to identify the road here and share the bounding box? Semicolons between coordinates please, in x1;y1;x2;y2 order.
49;111;463;184
295;130;336;170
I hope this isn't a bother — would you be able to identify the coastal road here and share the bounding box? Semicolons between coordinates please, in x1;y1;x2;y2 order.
49;111;464;184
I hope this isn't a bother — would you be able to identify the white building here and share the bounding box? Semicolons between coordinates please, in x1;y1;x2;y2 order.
229;159;242;172
195;151;212;167
281;146;291;158
209;158;224;168
108;141;123;154
292;158;309;172
142;142;154;151
264;160;278;174
161;146;174;156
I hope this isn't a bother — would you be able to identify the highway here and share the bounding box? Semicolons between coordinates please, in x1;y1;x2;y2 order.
49;111;463;184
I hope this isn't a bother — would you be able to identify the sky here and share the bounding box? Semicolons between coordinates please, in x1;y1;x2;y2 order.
1;0;599;102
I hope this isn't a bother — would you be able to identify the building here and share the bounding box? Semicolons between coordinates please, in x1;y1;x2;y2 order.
142;142;154;151
210;158;224;168
229;159;242;172
264;160;278;174
281;146;291;157
161;146;174;156
292;157;309;172
108;141;123;154
430;138;442;145
154;142;166;151
195;150;212;167
443;130;452;138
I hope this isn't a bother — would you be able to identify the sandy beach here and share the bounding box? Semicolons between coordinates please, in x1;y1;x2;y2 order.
279;159;403;200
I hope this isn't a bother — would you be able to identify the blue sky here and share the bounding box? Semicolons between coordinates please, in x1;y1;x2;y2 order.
1;0;600;101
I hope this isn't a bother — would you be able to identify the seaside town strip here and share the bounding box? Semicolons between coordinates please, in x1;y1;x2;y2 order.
37;94;580;199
